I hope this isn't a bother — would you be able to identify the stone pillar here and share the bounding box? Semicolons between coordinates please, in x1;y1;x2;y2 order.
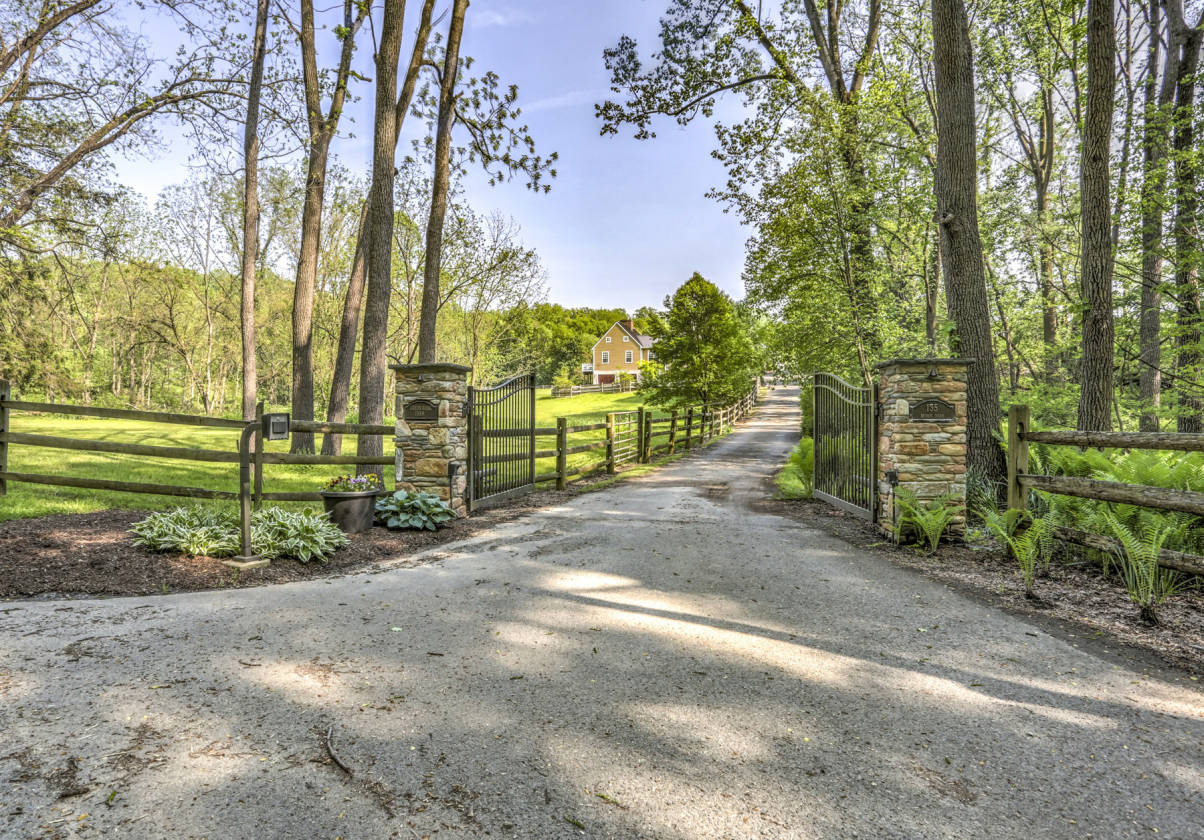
875;358;971;535
391;362;471;516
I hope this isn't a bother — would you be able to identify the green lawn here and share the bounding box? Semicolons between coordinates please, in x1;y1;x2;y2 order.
0;389;658;521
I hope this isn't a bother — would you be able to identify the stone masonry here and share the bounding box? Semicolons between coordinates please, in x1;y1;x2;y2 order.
875;358;970;536
392;362;471;516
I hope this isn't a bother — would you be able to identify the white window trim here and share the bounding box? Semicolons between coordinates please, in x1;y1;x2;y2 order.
625;350;633;363
601;351;609;364
622;335;629;342
605;335;611;343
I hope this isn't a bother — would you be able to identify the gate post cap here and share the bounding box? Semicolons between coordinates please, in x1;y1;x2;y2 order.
390;362;472;375
873;357;974;369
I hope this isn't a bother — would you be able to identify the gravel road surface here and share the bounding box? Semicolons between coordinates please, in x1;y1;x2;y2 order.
2;388;1201;839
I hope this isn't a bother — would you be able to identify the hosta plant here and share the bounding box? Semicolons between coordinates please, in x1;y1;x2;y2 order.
895;489;959;554
375;490;455;531
131;505;348;563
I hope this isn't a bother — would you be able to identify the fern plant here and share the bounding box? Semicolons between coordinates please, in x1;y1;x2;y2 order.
895;489;959;554
1100;513;1183;625
979;507;1054;599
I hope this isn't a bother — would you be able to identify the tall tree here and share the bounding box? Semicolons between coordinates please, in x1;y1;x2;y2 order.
1076;0;1117;432
642;273;757;406
322;0;436;455
417;0;469;363
240;0;269;421
1138;0;1165;431
355;0;407;474
287;0;368;453
1169;5;1204;432
930;0;1006;485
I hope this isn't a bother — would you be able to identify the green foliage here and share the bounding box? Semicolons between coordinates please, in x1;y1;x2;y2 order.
641;273;759;406
551;365;579;390
1100;513;1183;625
979;507;1055;597
775;438;814;500
895;489;959;554
130;506;348;563
375;490;456;531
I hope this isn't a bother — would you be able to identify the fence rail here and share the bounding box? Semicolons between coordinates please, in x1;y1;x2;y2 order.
550;381;637;398
0;382;393;505
1007;404;1204;575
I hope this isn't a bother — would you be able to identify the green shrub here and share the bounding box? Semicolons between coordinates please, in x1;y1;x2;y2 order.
776;438;814;499
131;505;348;563
375;490;455;530
895;489;959;554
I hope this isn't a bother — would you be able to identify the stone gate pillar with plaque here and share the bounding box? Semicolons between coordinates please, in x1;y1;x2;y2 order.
391;362;471;516
874;358;971;536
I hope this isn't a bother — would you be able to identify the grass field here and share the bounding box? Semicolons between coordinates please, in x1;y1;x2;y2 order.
0;388;656;521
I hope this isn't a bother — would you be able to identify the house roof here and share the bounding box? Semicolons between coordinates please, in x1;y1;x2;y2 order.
591;320;655;353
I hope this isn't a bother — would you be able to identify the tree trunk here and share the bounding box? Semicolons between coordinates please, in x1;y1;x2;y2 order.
322;210;367;455
1138;0;1164;431
1076;0;1116;432
930;0;1006;488
1037;87;1057;355
240;0;269;421
322;0;435;454
417;0;469;363
290;0;364;454
1173;25;1203;432
355;0;407;474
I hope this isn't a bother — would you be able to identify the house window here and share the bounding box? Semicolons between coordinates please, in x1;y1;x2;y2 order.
625;350;633;363
601;351;609;364
605;336;611;343
622;335;629;342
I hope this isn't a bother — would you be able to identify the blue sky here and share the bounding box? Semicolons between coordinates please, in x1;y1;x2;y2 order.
113;1;751;311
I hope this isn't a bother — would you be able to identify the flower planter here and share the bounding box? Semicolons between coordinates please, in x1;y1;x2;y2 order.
320;490;379;534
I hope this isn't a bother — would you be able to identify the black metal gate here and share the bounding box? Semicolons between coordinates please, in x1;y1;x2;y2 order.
467;373;535;512
812;372;878;522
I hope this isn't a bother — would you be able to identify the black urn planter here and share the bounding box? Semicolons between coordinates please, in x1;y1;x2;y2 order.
320;490;379;534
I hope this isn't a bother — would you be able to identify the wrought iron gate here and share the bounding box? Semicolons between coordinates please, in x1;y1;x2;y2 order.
467;373;535;511
812;372;878;521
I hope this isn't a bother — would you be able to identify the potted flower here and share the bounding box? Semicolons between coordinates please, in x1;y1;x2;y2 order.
319;474;384;534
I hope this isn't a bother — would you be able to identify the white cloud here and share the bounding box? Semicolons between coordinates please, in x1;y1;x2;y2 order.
523;88;608;113
474;8;535;28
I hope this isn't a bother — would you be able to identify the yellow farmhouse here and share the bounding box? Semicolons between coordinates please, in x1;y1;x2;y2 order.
583;319;655;385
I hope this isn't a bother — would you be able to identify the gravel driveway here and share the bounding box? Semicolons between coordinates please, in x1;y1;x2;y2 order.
2;388;1201;839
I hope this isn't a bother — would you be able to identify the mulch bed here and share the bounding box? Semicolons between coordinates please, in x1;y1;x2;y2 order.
0;489;577;600
762;497;1204;677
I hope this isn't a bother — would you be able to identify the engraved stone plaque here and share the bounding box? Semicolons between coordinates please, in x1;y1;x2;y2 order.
909;398;956;423
403;399;439;422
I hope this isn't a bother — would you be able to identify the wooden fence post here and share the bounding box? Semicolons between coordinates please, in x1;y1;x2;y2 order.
668;410;678;454
685;406;694;450
606;413;616;474
0;379;9;497
1007;404;1030;515
637;407;646;463
556;416;567;491
253;400;264;509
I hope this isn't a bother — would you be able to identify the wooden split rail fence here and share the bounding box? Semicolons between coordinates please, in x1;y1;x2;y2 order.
0;379;393;505
535;386;760;490
1007;404;1204;575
